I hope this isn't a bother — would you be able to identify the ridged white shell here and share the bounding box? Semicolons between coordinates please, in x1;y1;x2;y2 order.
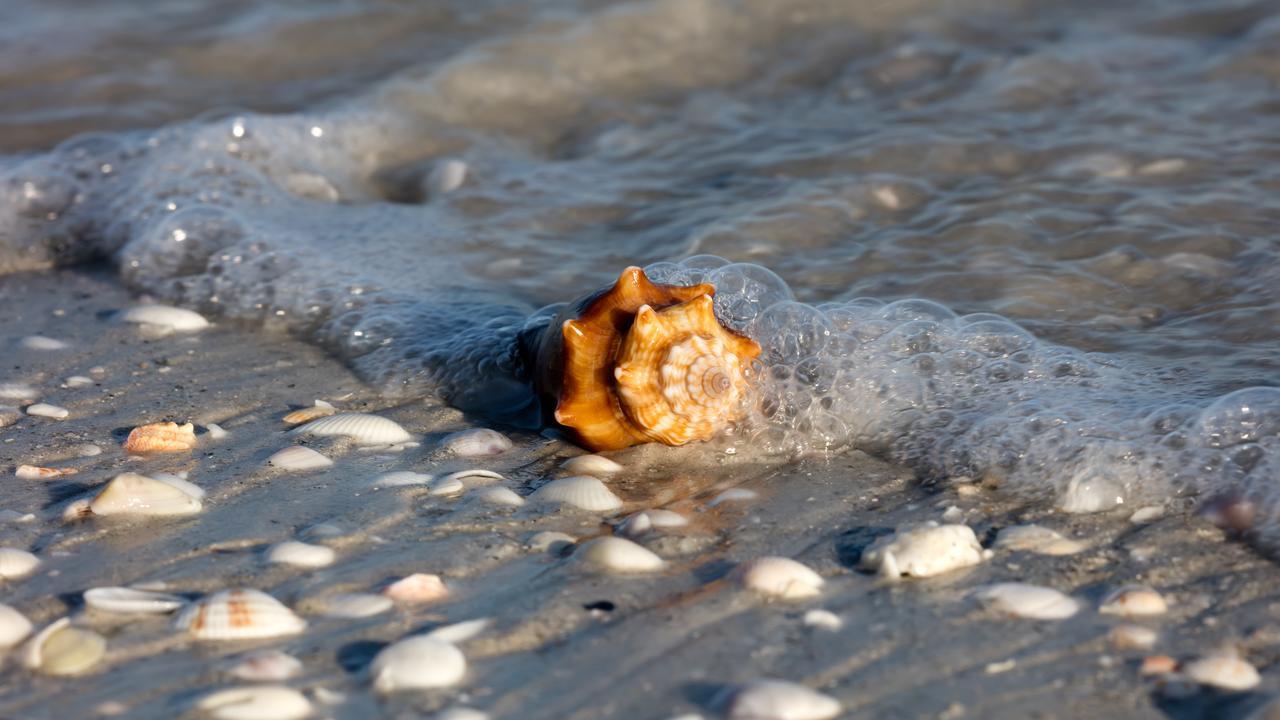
532;476;623;512
84;587;185;614
293;413;412;445
383;573;449;604
577;537;665;573
197;686;312;720
474;487;524;507
321;593;393;618
0;604;33;648
266;541;335;568
437;428;512;457
994;525;1087;556
89;472;203;516
1099;585;1168;617
559;454;623;477
726;679;842;720
372;471;433;487
266;445;333;471
228;649;303;682
0;547;40;579
25;403;69;419
23;618;106;676
371;636;466;692
1183;654;1260;691
119;304;209;331
739;557;824;600
975;583;1080;620
173;589;307;640
859;523;985;578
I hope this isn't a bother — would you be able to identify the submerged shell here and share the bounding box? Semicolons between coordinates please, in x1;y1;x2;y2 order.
428;475;465;496
532;476;623;512
475;487;525;507
619;509;688;537
84;587;186;614
197;686;312;720
293;413;412;445
371;636;467;692
372;471;433;487
577;537;665;573
560;454;624;476
227;649;304;682
173;589;307;640
0;604;33;648
739;557;825;600
1109;624;1159;650
975;583;1080;620
859;523;985;578
266;541;335;568
266;446;333;471
89;472;202;516
437;428;512;457
122;421;197;454
382;573;449;604
1099;586;1168;617
15;464;77;480
282;399;336;425
24;618;107;676
321;593;393;619
994;524;1087;556
0;548;40;579
119;304;209;331
442;469;506;487
726;679;842;720
1183;654;1261;691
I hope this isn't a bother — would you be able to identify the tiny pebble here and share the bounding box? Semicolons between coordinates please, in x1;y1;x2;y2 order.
802;609;843;631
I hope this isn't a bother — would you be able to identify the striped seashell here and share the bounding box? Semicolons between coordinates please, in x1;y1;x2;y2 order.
531;476;622;512
292;413;412;445
122;421;197;454
118;304;209;331
266;445;333;471
173;589;307;640
89;472;203;516
282;399;336;425
84;587;186;614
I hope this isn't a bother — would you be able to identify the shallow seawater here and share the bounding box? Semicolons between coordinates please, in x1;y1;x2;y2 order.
1;0;1279;534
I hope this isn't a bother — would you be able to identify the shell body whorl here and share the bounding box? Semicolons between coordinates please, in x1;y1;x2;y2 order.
533;266;761;451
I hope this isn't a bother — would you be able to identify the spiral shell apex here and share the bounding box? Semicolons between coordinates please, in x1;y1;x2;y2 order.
540;266;761;451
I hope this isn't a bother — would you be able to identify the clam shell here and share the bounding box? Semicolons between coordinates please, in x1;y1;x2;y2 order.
64;375;93;388
474;487;524;507
89;472;202;516
975;583;1080;620
860;523;985;578
118;304;209;331
371;635;466;692
619;509;687;537
1183;654;1260;691
266;541;335;568
994;524;1087;556
726;679;841;720
173;589;307;640
739;557;824;600
0;604;33;648
227;649;303;682
206;423;229;440
122;422;197;454
293;413;412;445
321;593;393;619
437;428;512;457
25;403;69;419
441;469;506;486
372;471;432;487
15;464;77;480
197;686;312;720
559;454;623;477
266;446;333;471
0;547;40;579
577;537;665;573
532;476;623;512
282;399;335;425
382;573;449;604
24;618;107;676
1099;585;1168;617
84;587;186;614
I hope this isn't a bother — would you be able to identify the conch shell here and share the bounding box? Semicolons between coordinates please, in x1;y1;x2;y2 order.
529;267;760;451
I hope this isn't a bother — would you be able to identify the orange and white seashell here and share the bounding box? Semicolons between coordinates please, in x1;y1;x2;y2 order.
173;589;307;640
382;573;449;604
122;421;197;454
529;266;761;451
282;399;336;425
15;464;78;480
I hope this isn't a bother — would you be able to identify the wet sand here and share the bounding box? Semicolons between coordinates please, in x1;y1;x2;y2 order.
0;268;1277;719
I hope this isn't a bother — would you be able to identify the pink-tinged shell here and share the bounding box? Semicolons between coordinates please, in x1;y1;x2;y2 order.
122;422;197;454
382;573;449;604
173;589;306;640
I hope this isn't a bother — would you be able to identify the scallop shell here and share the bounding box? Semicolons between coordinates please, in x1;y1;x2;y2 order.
577;537;665;573
227;649;303;682
1099;585;1168;617
725;679;842;720
265;541;335;568
0;547;40;579
197;686;312;720
975;583;1080;620
371;636;467;692
282;399;336;425
321;593;393;619
26;403;69;419
84;587;186;614
15;464;77;480
739;557;824;600
560;454;623;476
173;589;307;640
859;523;985;579
382;573;449;604
1183;654;1260;691
437;428;512;457
118;304;209;331
23;618;107;676
89;472;203;516
532;476;623;512
122;421;198;454
266;446;333;471
293;413;413;445
0;604;33;648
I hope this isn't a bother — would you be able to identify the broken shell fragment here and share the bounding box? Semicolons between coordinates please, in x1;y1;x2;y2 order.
371;636;467;692
975;583;1080;620
1183;654;1260;691
994;525;1087;556
442;469;506;487
89;472;202;516
227;649;303;682
437;428;512;457
739;557;824;600
725;679;841;720
526;531;575;554
424;618;490;645
860;523;985;578
0;548;40;579
559;454;623;477
84;587;186;614
266;541;335;568
282;399;336;425
1099;586;1168;618
0;604;33;648
24;618;107;676
382;573;449;604
173;589;307;640
197;686;312;720
15;464;77;480
532;476;623;512
122;421;197;454
802;609;843;631
293;413;412;445
118;304;209;332
266;446;333;472
577;537;665;573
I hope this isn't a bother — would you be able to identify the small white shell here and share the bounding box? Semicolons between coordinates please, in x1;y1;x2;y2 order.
619;509;688;537
206;423;229;440
437;428;512;457
707;488;758;507
1108;624;1158;650
266;446;333;472
429;158;469;194
577;537;665;573
89;472;203;516
19;335;69;351
15;464;77;480
0;547;40;579
0;604;33;648
372;471;432;487
428;475;465;496
197;686;312;720
560;454;623;477
424;618;491;644
25;403;69;419
532;476;623;512
441;469;506;486
1183;654;1260;691
64;375;93;388
1099;586;1168;617
371;636;466;692
0;382;38;400
119;304;209;331
293;413;413;445
227;649;303;682
860;523;985;578
994;525;1087;556
173;589;307;640
433;708;488;720
383;573;449;604
321;593;394;619
84;587;185;614
802;609;843;631
1129;505;1164;524
266;541;335;568
526;531;576;554
1058;472;1125;513
725;679;841;720
474;487;524;507
739;557;824;600
975;583;1080;620
23;618;107;676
